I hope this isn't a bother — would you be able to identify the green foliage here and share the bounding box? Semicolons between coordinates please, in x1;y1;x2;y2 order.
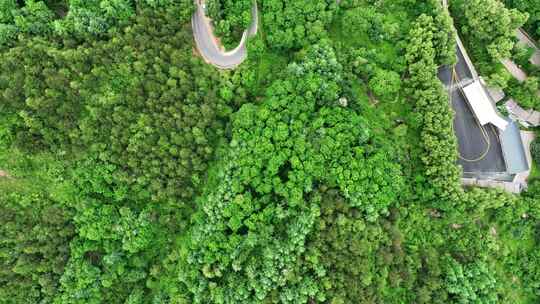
1;1;540;303
0;0;56;47
0;0;17;23
432;7;457;66
1;7;227;202
13;0;55;35
0;22;17;45
512;43;536;68
444;257;500;303
369;68;401;101
338;0;455;66
206;0;252;47
52;0;134;38
507;77;540;110
451;0;527;78
404;14;462;205
75;15;226;202
0;0;193;45
262;0;337;50
1;8;226;302
504;0;540;40
0;37;86;150
341;5;400;46
54;157;190;304
0;178;75;303
304;189;403;303
180;43;404;303
532;137;540;165
456;0;527;60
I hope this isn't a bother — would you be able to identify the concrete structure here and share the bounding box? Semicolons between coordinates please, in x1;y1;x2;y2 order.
462;81;509;130
486;86;505;104
505;99;540;127
440;62;507;175
455;27;479;80
501;59;528;83
467;131;536;193
516;28;540;66
439;0;532;193
499;118;529;174
513;131;536;187
462;177;523;193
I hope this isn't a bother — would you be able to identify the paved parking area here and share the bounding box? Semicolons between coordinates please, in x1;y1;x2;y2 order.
438;46;507;175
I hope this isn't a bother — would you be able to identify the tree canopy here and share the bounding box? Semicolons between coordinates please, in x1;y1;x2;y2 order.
2;0;540;303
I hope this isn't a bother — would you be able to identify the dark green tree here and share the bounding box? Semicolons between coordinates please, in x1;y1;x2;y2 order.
0;186;75;303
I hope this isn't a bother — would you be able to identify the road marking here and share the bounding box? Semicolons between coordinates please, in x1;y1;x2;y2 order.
451;67;491;162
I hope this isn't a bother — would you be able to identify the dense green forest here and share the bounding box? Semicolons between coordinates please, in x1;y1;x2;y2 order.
1;0;540;303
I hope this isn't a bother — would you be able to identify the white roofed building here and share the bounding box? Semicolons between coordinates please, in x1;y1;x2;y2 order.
462;80;509;130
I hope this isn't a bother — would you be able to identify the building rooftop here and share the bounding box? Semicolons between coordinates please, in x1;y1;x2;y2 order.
486;86;505;104
500;118;529;174
462;81;509;130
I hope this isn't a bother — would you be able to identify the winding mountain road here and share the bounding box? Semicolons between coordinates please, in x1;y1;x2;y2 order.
192;0;258;69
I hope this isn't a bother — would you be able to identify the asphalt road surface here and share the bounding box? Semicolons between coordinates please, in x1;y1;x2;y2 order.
438;45;507;175
192;0;258;69
454;46;473;80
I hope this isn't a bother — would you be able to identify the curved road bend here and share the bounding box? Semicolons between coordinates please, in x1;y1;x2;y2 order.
192;0;258;69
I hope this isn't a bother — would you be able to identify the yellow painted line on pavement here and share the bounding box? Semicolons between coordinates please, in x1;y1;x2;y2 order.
451;67;491;162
